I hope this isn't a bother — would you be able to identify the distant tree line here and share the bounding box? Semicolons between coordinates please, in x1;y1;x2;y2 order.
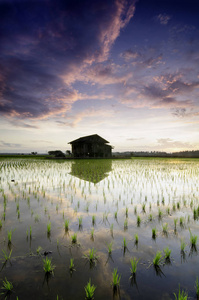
131;150;199;158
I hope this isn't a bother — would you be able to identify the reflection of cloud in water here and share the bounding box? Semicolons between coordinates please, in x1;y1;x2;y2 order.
69;159;112;183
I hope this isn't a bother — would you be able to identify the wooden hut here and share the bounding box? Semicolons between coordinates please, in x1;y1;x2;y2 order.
68;134;113;158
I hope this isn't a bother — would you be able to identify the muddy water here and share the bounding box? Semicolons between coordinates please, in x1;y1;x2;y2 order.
0;158;199;299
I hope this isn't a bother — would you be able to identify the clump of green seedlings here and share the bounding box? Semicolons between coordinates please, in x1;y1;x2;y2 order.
84;248;98;265
179;217;185;227
134;206;137;215
114;211;118;220
64;219;69;231
148;214;153;221
107;242;113;255
130;257;139;274
90;228;94;240
0;220;2;229
153;251;162;267
84;279;96;300
152;228;157;239
1;277;13;297
124;219;128;230
164;247;172;260
78;216;83;228
142;203;146;213
158;208;163;219
134;233;139;245
69;258;75;273
92;215;96;226
162;223;168;235
180;239;187;252
36;246;43;255
112;268;121;291
1;249;12;263
7;230;13;246
71;233;77;244
174;218;178;231
189;230;198;248
123;237;128;250
47;222;51;235
195;277;199;299
110;224;113;236
137;215;141;227
174;285;188;300
43;257;55;274
125;207;128;218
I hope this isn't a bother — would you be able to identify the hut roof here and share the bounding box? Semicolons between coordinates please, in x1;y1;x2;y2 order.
69;134;109;145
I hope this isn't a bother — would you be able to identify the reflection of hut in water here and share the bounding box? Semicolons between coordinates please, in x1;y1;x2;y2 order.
68;134;113;158
69;160;112;183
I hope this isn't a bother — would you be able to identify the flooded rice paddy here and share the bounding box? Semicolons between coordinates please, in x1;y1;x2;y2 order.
0;158;199;299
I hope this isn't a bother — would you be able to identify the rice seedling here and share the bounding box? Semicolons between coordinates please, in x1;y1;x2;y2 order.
166;207;170;215
71;233;77;244
78;216;83;228
0;220;2;229
107;242;113;254
153;251;162;266
180;239;187;252
137;215;141;226
173;204;176;211
90;228;94;240
180;217;185;227
69;258;75;272
123;237;128;249
148;214;153;221
174;218;178;230
177;202;180;209
92;215;96;226
36;246;43;255
112;268;121;290
7;230;13;245
158;208;163;219
29;225;32;239
174;285;188;300
134;206;137;215
47;222;51;235
84;248;98;265
124;219;128;229
43;257;55;274
134;233;139;245
152;228;157;239
189;230;198;247
195;277;199;298
1;249;12;262
64;219;69;231
125;207;128;218
84;279;96;300
142;203;146;213
114;211;118;219
1;277;13;296
162;223;168;235
130;257;139;274
164;247;171;259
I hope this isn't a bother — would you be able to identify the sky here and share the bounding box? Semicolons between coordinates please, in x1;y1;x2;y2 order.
0;0;199;153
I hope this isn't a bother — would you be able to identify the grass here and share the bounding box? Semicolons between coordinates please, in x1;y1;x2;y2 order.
124;219;128;229
130;257;139;274
43;257;55;274
123;237;127;249
1;277;13;296
78;216;83;227
174;285;188;300
112;268;121;290
92;215;96;225
153;251;162;266
85;279;96;300
91;228;94;239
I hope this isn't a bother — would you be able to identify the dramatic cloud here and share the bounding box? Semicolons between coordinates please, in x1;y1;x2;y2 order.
0;0;136;120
